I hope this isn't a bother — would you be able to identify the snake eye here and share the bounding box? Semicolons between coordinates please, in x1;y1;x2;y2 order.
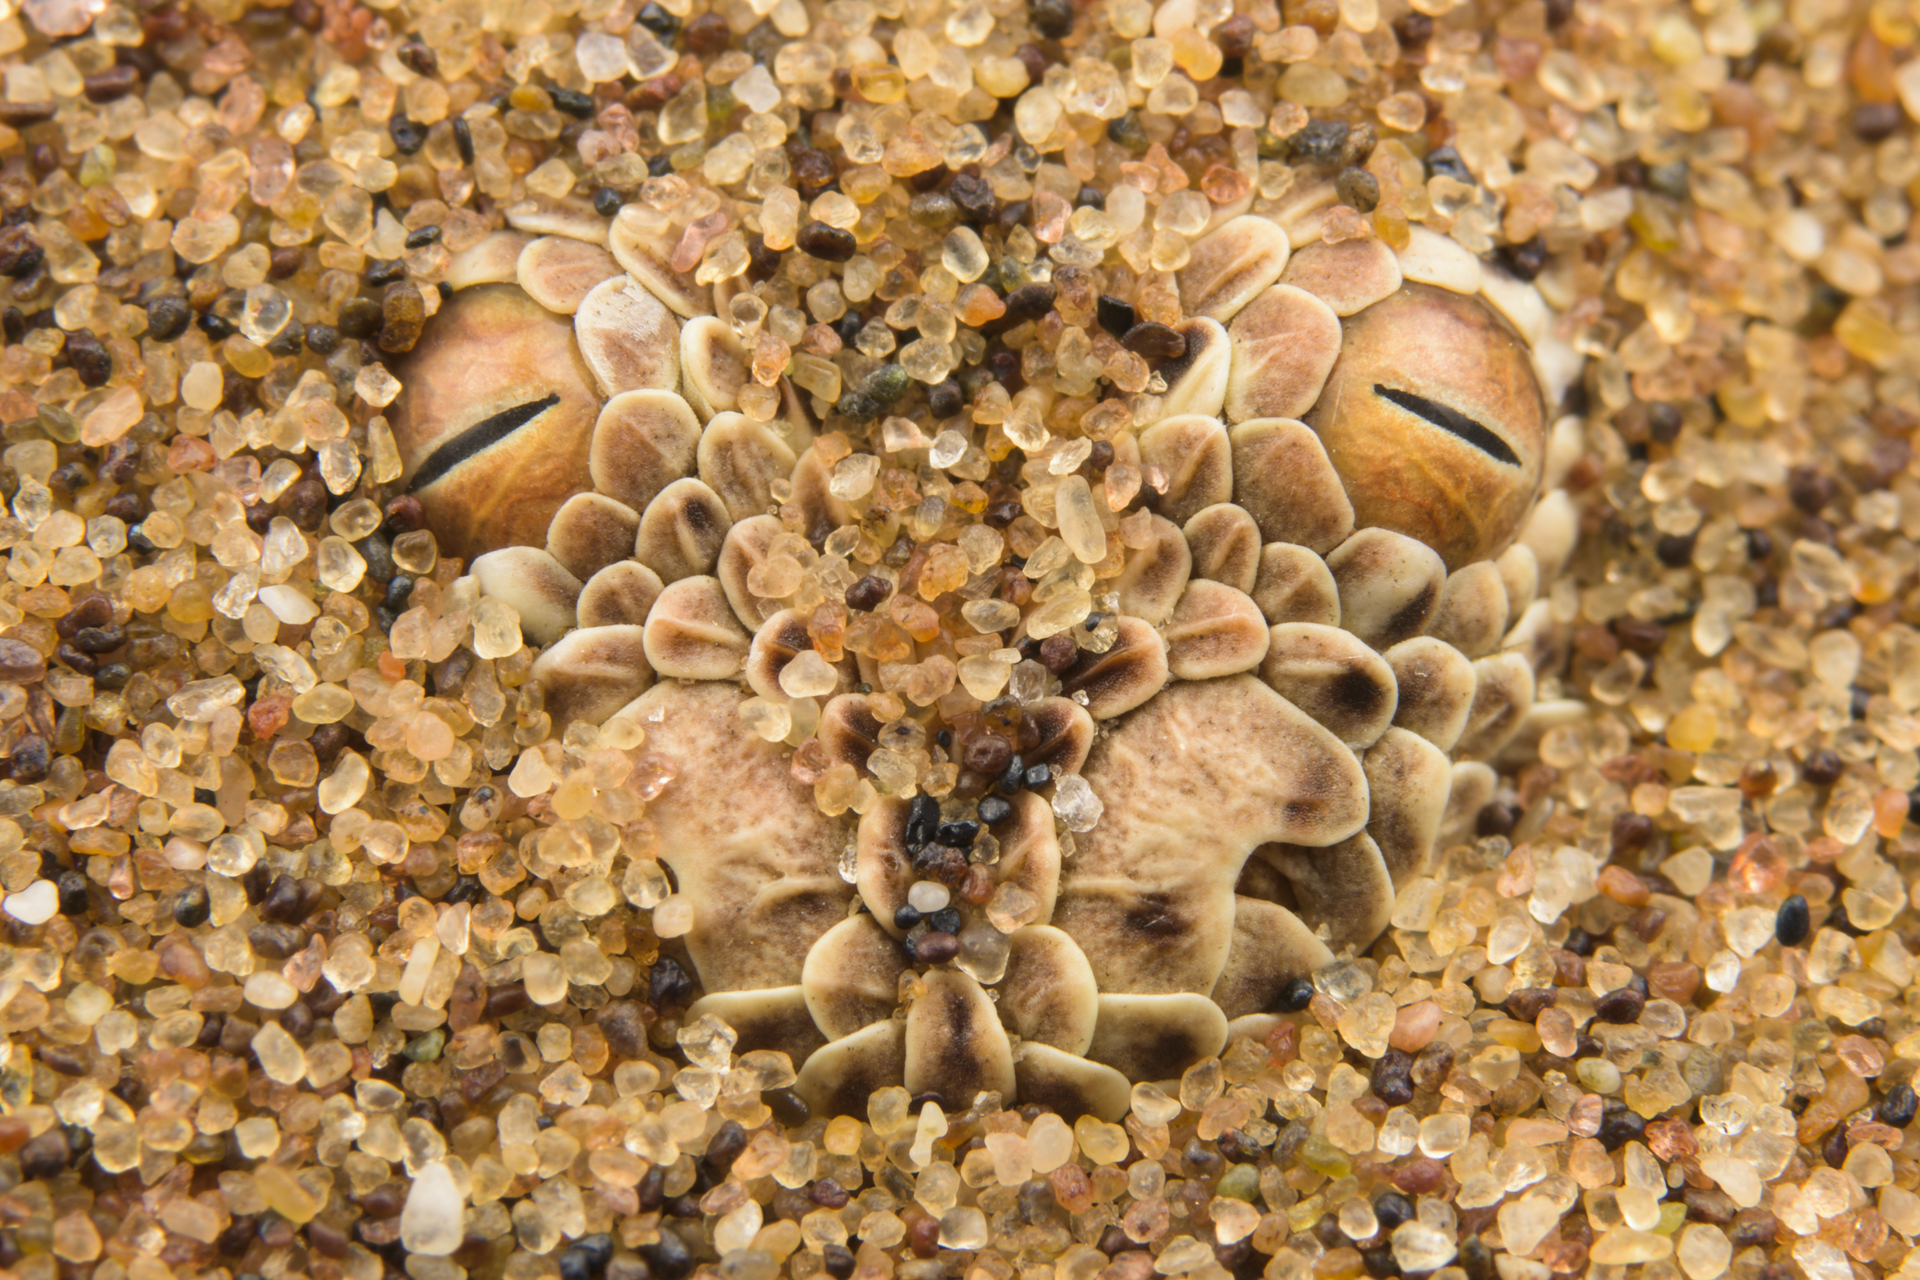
1370;385;1522;468
387;284;602;563
1306;283;1548;571
407;393;562;494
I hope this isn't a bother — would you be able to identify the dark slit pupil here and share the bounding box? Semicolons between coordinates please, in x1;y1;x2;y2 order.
1372;384;1520;467
408;393;562;493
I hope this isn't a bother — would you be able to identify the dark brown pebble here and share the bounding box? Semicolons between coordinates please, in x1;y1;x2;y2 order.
283;478;328;532
338;297;383;340
99;436;140;488
268;246;304;280
280;1001;315;1040
907;1214;941;1258
915;845;968;887
0;225;41;278
684;11;730;52
71;624;123;654
357;1182;407;1217
1392;11;1433;45
962;733;1012;775
1865;435;1912;488
457;1059;506;1102
1856;101;1904;141
145;295;191;341
1410;1041;1452;1090
1630;905;1667;942
214;1216;257;1257
38;1046;87;1076
57;595;112;638
790;148;837;201
1503;987;1557;1021
17;1129;68;1179
9;735;49;783
398;40;437;75
1476;799;1519;836
247;922;304;960
1038;632;1078;672
1646;959;1700;1003
1336;166;1380;212
1215;1236;1262;1274
378;280;426;353
1641;401;1681;444
949;172;997;221
900;370;955;417
1656;532;1696;567
309;723;350;762
1801;747;1844;786
915;931;959;963
259;875;306;923
1684;1186;1737;1224
706;1120;748;1173
1552;949;1586;986
1596;1105;1644;1150
1015;43;1049;88
597;998;649;1057
770;1186;814;1223
83;66;140;103
796;221;857;263
1003;281;1057;320
1788;464;1834;514
1029;0;1072;37
1499;236;1549;281
103;492;143;523
56;643;96;676
1390;1156;1446;1194
845;574;891;611
1213;13;1255;55
1610;811;1653;854
484;983;530;1018
384;494;426;533
1370;1047;1414;1105
1121;321;1187;359
65;330;111;385
1594;985;1645;1023
1288;119;1349;166
0;102;55;127
308;1221;350;1259
1823;1124;1850;1168
48;463;88;498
